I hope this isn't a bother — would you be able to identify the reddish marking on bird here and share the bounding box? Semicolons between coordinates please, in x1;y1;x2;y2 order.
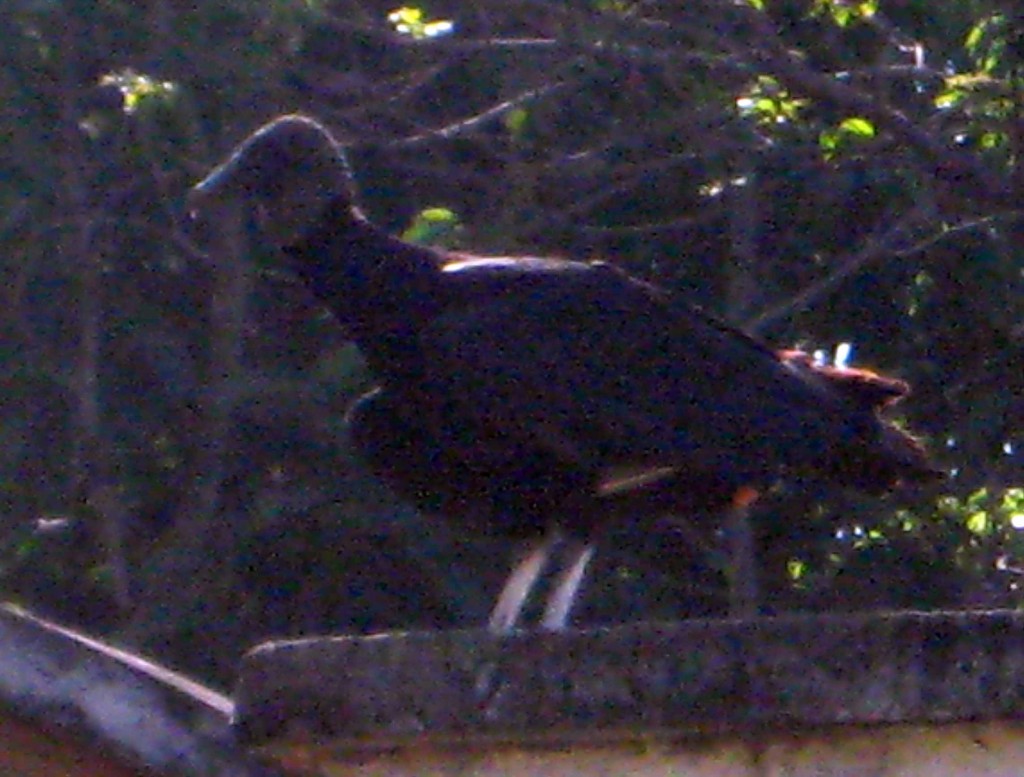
732;485;761;510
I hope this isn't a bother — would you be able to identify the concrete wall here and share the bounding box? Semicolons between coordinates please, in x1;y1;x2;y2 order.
235;611;1024;776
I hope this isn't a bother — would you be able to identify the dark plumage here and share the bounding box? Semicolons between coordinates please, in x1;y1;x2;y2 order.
190;115;941;631
346;385;744;539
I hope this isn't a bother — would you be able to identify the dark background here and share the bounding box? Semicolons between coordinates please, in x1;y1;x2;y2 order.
0;0;1020;688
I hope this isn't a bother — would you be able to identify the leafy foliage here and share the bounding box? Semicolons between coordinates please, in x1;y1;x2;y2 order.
388;6;454;39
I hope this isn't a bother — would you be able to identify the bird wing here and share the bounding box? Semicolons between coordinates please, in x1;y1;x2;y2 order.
421;262;852;481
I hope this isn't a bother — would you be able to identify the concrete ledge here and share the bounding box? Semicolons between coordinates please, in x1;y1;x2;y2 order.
235;610;1024;773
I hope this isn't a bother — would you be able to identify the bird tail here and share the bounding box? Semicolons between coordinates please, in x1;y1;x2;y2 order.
780;350;944;492
842;420;945;493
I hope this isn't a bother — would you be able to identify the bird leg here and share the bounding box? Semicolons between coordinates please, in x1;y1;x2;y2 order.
488;534;557;634
726;486;761;617
541;540;595;631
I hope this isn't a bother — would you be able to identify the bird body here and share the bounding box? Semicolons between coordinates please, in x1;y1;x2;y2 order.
190;115;940;630
283;193;931;509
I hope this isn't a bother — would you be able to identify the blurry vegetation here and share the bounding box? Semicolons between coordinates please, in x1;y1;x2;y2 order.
0;0;1020;686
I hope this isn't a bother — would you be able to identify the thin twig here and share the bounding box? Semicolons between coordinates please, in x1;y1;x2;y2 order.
746;203;933;332
392;82;569;148
748;208;1022;331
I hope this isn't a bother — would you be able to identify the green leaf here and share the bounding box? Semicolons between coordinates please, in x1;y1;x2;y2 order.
967;487;990;509
812;0;875;27
1003;488;1024;511
388;6;454;38
736;76;805;126
839;117;875;137
966;510;990;535
1007;488;1024;530
965;19;987;55
389;6;422;25
505;107;529;139
963;14;1009;74
979;131;1007;149
401;207;462;247
819;117;877;160
857;0;878;18
935;87;964;110
833;5;853;27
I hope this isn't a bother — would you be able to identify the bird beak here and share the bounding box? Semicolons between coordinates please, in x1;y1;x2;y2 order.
187;166;232;220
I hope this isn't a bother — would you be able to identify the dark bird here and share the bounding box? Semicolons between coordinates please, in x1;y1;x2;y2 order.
189;115;941;632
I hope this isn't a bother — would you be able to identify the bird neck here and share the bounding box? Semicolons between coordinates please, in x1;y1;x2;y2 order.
283;196;445;364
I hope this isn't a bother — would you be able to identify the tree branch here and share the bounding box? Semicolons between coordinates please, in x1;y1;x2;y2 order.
746;202;934;332
729;1;1014;204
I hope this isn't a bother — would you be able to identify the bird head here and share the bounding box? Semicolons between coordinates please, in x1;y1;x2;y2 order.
189;114;355;247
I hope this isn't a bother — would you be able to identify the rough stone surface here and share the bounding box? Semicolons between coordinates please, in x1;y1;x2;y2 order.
234;609;1024;750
